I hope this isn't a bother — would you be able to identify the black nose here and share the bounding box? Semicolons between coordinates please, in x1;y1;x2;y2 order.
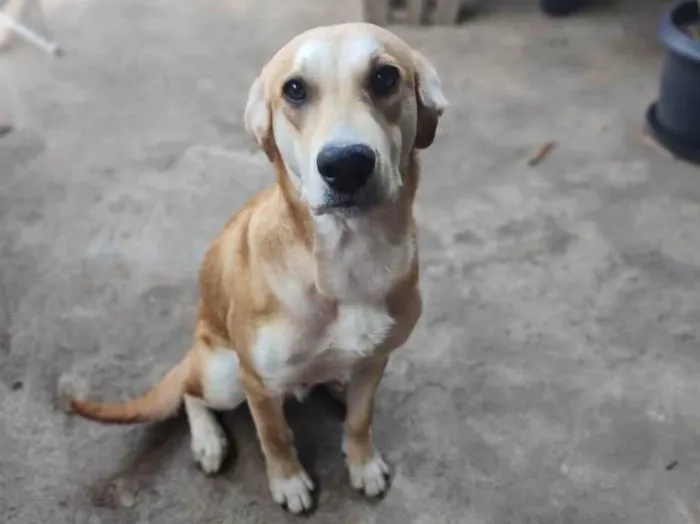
316;144;376;194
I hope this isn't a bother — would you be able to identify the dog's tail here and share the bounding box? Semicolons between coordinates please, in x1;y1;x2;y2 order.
70;356;194;424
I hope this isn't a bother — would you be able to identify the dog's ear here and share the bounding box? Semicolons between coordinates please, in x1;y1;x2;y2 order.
245;76;274;159
413;51;448;150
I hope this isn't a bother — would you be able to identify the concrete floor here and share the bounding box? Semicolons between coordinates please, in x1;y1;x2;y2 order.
2;0;700;522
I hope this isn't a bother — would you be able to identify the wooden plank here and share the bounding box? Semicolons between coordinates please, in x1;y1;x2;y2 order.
405;0;425;24
362;0;391;26
433;0;461;24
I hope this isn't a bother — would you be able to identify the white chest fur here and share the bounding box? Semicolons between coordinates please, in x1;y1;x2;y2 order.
252;214;414;395
252;302;394;395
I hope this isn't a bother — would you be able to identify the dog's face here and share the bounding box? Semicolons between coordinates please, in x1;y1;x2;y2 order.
245;23;447;216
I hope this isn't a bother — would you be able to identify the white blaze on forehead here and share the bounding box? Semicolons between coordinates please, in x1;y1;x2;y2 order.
341;34;380;70
293;39;332;78
293;34;380;80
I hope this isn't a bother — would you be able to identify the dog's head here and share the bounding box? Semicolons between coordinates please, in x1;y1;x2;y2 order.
245;23;447;216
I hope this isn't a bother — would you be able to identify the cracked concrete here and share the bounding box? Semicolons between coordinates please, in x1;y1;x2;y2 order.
2;0;700;523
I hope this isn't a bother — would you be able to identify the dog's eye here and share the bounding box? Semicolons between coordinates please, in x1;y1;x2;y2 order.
282;78;308;104
368;65;400;97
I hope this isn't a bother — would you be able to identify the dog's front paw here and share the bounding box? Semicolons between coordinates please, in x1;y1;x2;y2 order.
347;452;390;497
269;470;314;514
191;422;228;475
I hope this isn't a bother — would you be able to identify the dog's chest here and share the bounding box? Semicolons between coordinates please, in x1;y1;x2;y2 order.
253;221;411;395
252;300;394;395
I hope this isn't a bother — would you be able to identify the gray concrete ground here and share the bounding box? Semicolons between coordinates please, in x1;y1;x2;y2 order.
2;0;700;522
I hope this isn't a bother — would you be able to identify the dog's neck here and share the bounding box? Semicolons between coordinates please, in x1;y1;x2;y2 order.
272;152;419;302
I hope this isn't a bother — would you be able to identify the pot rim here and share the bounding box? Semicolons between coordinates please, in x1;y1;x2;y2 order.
660;1;700;61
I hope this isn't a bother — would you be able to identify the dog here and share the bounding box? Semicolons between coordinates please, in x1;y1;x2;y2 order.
69;22;447;514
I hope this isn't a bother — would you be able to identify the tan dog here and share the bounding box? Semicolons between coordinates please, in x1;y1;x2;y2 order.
70;22;447;513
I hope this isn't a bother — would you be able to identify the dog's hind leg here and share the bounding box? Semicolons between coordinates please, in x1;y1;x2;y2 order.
70;334;246;474
185;394;229;474
185;347;246;474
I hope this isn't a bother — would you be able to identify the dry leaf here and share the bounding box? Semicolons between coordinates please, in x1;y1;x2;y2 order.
526;141;556;167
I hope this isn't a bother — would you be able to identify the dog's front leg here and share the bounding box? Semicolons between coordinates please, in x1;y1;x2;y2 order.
242;375;314;514
343;290;422;497
343;355;391;497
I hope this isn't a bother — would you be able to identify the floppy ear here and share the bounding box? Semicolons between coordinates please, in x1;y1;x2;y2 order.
244;76;274;159
413;51;448;150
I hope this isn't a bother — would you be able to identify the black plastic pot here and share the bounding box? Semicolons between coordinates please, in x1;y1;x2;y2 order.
539;0;582;16
647;1;700;164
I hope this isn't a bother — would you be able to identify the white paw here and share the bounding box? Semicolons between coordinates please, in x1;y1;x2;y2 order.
269;470;314;514
348;453;390;497
191;423;228;475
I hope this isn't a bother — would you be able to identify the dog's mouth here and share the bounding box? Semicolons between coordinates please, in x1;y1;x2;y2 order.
313;198;362;216
313;191;382;217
